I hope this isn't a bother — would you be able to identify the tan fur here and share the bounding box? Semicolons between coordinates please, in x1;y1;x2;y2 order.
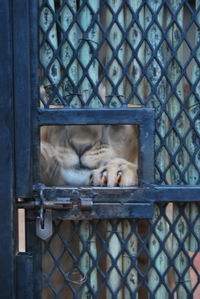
41;124;138;186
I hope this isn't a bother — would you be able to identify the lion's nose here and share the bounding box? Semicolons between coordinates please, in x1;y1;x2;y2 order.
70;139;92;157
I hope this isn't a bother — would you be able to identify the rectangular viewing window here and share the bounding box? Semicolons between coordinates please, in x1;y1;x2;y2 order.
38;108;154;189
40;124;139;187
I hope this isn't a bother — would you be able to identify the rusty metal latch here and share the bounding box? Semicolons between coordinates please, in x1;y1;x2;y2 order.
35;189;93;240
36;209;53;240
80;198;93;211
36;189;53;240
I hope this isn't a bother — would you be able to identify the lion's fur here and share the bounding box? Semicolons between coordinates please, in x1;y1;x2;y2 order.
41;124;138;186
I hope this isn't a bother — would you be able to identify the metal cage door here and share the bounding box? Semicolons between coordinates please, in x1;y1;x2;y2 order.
1;0;200;298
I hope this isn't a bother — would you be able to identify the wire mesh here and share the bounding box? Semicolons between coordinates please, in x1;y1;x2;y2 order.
40;203;200;298
35;0;200;298
38;0;200;185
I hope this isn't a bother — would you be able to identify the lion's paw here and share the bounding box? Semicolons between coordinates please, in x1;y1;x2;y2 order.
90;158;138;187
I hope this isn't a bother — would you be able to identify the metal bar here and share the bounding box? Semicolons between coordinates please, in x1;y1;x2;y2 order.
56;202;153;219
139;121;154;185
13;0;32;197
16;253;33;299
30;0;40;187
16;200;130;209
37;107;154;125
17;198;153;207
0;0;15;297
26;219;43;298
30;186;200;202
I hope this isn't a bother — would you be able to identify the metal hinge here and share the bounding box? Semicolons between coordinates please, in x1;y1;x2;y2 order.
35;189;93;240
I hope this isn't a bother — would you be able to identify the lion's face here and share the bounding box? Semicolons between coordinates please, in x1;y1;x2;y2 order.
41;125;138;186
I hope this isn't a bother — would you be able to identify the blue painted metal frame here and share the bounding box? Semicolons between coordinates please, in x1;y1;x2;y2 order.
40;185;200;203
13;0;32;198
35;108;200;206
0;0;15;297
13;0;200;204
37;107;155;186
38;107;154;125
11;0;199;212
16;253;33;299
26;107;155;220
0;0;199;297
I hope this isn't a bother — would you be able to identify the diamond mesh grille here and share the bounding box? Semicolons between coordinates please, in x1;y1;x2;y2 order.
40;203;200;298
36;1;200;298
38;0;200;185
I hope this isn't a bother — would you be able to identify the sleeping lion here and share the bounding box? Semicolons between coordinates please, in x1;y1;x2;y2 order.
40;124;138;187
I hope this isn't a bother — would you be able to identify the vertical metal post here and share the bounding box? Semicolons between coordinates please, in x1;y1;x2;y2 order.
0;0;15;298
13;0;32;198
26;219;42;299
